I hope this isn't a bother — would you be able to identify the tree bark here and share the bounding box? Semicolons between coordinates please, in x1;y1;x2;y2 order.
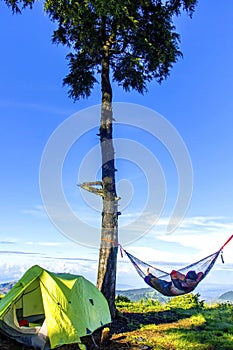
96;36;118;319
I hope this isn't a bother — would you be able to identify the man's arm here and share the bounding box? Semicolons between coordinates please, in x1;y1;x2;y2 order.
196;272;204;282
170;270;186;281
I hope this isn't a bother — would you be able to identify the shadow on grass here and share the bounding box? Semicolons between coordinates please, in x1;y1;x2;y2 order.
111;307;198;334
79;308;196;349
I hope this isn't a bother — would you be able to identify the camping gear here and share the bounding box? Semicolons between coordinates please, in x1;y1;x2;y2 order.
0;265;111;349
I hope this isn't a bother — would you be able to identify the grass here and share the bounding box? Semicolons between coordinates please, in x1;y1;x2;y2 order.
0;293;232;349
109;294;233;350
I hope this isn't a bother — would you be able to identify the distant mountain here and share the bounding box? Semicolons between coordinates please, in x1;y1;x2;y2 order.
116;286;233;304
218;291;233;302
116;287;170;303
0;281;16;296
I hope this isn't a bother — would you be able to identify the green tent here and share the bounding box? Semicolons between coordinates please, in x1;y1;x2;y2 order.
0;265;111;349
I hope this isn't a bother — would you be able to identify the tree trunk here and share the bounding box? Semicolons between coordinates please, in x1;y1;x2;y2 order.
96;39;118;319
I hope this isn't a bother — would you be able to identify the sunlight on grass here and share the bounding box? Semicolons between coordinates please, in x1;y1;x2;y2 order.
127;311;233;349
114;296;233;350
131;314;208;350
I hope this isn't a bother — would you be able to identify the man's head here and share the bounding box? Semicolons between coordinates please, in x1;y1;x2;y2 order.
186;270;198;281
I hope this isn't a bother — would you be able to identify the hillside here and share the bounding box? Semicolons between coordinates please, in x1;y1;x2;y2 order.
218;290;233;302
116;287;169;302
0;281;15;295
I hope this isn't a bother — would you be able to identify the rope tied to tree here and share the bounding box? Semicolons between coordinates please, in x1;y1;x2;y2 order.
101;238;124;257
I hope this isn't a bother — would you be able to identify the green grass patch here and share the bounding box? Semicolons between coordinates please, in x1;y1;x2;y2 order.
113;294;233;350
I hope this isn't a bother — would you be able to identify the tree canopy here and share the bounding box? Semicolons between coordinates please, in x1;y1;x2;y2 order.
4;0;198;100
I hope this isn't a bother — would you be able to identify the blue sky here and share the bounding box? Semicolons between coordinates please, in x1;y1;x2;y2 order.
0;0;233;295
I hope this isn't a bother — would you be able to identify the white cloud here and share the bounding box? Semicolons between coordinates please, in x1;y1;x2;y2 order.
0;239;16;244
21;205;47;218
0;258;98;285
122;246;174;265
156;217;233;259
28;241;68;247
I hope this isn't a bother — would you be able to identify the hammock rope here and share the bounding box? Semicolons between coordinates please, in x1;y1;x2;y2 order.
103;234;233;297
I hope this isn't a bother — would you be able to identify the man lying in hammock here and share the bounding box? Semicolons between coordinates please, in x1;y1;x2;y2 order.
144;268;204;296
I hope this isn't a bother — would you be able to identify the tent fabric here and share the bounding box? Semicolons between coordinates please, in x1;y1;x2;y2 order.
0;265;111;349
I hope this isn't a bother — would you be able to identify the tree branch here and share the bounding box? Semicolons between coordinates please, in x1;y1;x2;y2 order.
78;181;104;197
